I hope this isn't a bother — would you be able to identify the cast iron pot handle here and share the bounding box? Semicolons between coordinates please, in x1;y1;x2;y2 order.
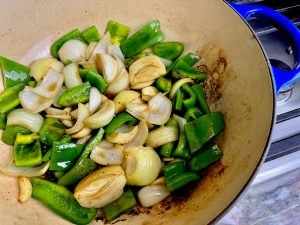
229;2;300;94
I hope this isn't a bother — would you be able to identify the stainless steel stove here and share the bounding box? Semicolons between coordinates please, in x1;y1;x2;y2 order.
218;1;300;224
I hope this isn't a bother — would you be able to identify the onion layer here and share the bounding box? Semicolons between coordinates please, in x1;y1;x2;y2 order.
146;126;179;148
66;103;90;134
63;63;82;88
58;39;87;64
106;125;138;144
90;143;124;165
0;162;49;177
113;90;140;114
137;184;171;207
30;58;57;82
125;120;149;147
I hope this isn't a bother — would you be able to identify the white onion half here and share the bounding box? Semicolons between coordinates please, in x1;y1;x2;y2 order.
58;39;87;64
138;184;171;207
63;63;82;88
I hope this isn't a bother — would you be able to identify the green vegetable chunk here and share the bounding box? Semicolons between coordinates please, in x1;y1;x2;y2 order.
163;161;185;179
50;28;85;58
155;77;172;93
152;42;184;61
174;88;184;111
79;128;105;159
0;83;25;113
103;189;137;222
14;133;42;167
182;83;196;109
172;132;191;159
106;20;131;45
120;20;164;57
27;80;37;87
172;60;207;81
57;82;91;107
2;125;31;146
184;112;225;153
0;56;30;88
166;52;200;73
184;107;203;122
31;178;96;225
105;112;138;134
49;143;83;171
159;119;179;158
39;118;65;146
79;68;108;93
188;143;223;171
192;84;210;114
0;113;7;130
165;172;200;192
81;25;101;43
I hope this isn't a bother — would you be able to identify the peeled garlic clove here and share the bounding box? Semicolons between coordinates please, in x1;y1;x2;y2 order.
18;176;32;203
63;63;82;89
74;165;126;208
123;146;161;186
106;125;138;144
58;39;87;64
30;57;57;82
96;53;117;83
113;90;140;113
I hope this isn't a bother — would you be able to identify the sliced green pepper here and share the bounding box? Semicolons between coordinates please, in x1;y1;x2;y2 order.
2;125;31;145
165;172;200;192
105;112;138;134
54;171;65;179
27;80;37;87
120;20;164;57
57;82;91;107
0;83;25;113
172;60;207;81
50;28;85;58
192;84;210;114
174;88;184;111
159;119;179;158
188;143;223;171
166;52;200;73
31;177;96;225
14;133;42;167
81;25;101;43
0;113;7;130
0;56;30;88
182;83;196;109
57;158;97;186
58;128;104;186
172;132;191;159
39;118;65;146
155;77;172;93
185;112;225;153
103;189;137;222
49;143;83;171
79;68;108;93
184;107;203;122
152;42;184;61
163;160;186;179
106;20;131;45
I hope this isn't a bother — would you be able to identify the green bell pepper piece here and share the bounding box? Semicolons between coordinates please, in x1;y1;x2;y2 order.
0;83;25;113
103;189;137;222
27;80;37;87
163;160;186;179
0;113;7;130
106;20;131;45
57;158;97;186
188;143;223;171
155;77;172;93
31;177;96;225
172;60;207;81
81;25;101;43
49;143;83;171
159;119;179;158
0;56;30;88
54;171;66;179
152;42;184;61
14;133;42;167
39;118;65;146
166;52;200;73
57;82;91;107
50;28;85;59
165;172;200;192
172;132;191;159
185;112;225;153
79;68;108;93
58;129;104;186
2;125;32;146
105;112;138;134
42;135;72;163
184;107;203;122
174;88;184;111
182;83;196;109
192;84;210;114
120;20;164;57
